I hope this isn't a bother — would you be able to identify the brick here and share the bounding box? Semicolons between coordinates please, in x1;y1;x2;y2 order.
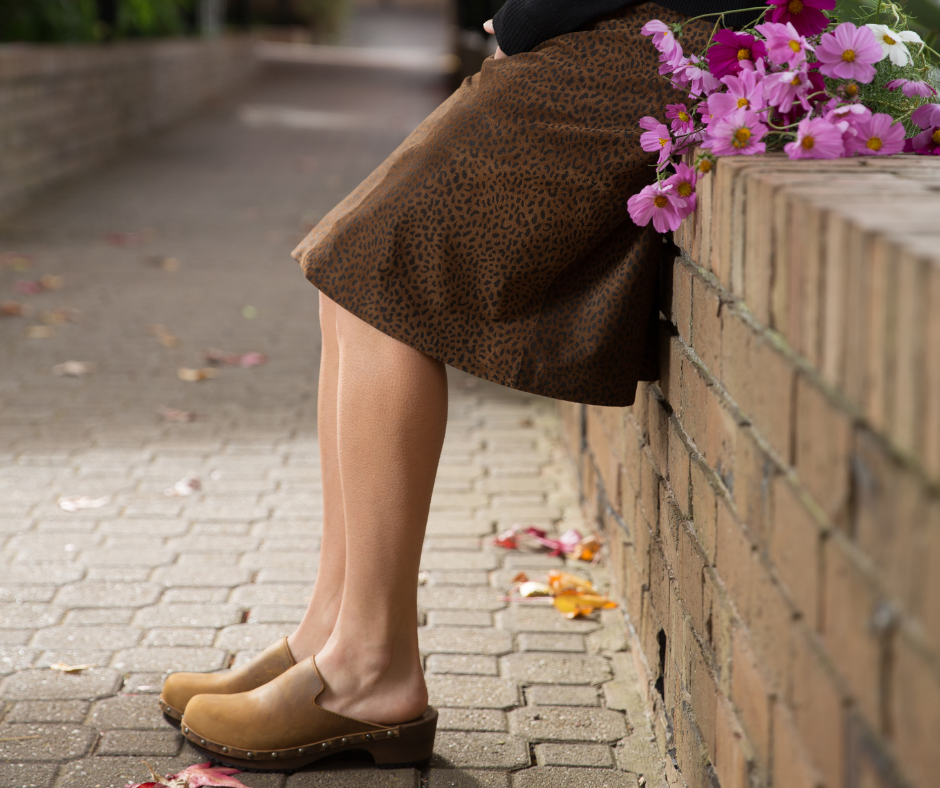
790;626;847;788
426;676;520;710
794;376;854;526
229;585;311;607
746;553;795;694
426;654;499;676
87;695;167;730
437;708;508;732
0;605;63;630
586;407;620;512
773;701;823;788
769;476;823;627
713;694;751;788
667;418;692;518
151;566;254;588
0;669;122;700
647;388;670;477
133;603;244;629
420;627;513;656
889;627;940;788
420;552;499;571
0;763;57;788
513;767;637;788
526;685;599;707
494;608;598;635
517;633;585;653
426;611;493;628
430;731;529;769
143;627;217;647
53;583;161;609
730;629;772;771
29;626;141;651
677;522;706;639
690;459;718;565
4;700;88;724
417;587;506;612
822;535;885;729
691;271;722;378
508;706;627;743
534;742;614;768
671;259;693;344
111;647;226;673
678;353;709;452
500;653;611;685
715;500;754;621
0;723;97;762
639;448;661;530
721;309;795;462
95;729;182;756
688;636;718;764
428;770;510;787
287;767;416;787
215;624;293;652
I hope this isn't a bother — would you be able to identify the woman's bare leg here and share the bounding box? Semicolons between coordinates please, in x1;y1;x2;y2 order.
314;300;448;724
287;293;346;661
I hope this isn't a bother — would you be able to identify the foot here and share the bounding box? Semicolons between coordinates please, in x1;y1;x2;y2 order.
286;592;341;662
313;637;428;725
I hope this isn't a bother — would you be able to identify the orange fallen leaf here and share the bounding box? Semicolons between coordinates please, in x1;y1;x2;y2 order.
547;571;596;595
149;324;180;348
552;593;617;618
49;662;94;673
1;300;32;317
178;367;217;382
41;308;81;326
27;325;56;339
39;274;64;290
511;571;529;584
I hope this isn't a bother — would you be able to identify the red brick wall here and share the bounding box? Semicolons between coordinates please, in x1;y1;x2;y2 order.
561;154;940;788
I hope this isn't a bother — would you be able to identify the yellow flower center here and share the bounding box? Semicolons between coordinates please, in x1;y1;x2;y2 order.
654;195;669;209
791;75;803;86
801;135;815;150
678;111;690;122
698;159;713;173
737;47;752;61
659;137;670;148
788;0;803;13
789;39;802;53
842;49;857;62
933;129;940;144
882;34;897;45
737;97;750;108
866;137;883;151
733;127;752;148
844;83;859;97
678;182;693;198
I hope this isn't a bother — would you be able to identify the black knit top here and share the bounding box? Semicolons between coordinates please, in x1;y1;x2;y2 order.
493;0;763;55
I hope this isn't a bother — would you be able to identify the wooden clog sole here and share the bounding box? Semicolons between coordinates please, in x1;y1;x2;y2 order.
180;706;438;772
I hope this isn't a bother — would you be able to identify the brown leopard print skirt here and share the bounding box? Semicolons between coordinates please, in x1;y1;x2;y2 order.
292;3;709;406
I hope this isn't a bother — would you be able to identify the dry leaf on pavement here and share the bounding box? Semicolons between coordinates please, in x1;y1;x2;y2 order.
39;274;63;290
58;495;111;512
41;308;81;325
49;662;94;673
149;324;180;348
53;361;95;377
27;326;56;339
13;280;44;295
165;761;250;787
106;230;154;247
165;477;201;497
159;407;204;423
201;349;268;367
1;301;32;317
0;252;34;271
178;367;218;382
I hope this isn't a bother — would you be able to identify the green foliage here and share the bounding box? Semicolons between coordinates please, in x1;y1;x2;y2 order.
114;0;193;38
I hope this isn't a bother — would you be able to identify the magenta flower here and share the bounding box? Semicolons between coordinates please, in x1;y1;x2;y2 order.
664;163;698;212
824;100;872;144
707;29;768;79
904;126;940;155
701;108;768;155
885;79;937;98
666;103;695;135
755;21;813;66
639;117;673;165
784;117;846;159
627;183;689;233
816;22;883;83
766;0;835;37
707;69;767;122
641;20;682;58
912;103;940;129
845;113;906;156
763;65;814;114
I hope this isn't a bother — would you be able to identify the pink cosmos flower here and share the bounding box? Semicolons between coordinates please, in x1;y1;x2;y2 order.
639;117;674;165
674;55;721;97
885;78;937;98
912;103;940;129
707;69;767;121
766;0;835;37
641;20;682;58
627;183;690;233
784;117;846;159
846;113;906;156
904;126;940;154
763;65;814;114
824;101;872;146
755;21;813;66
666;103;695;135
816;22;884;83
707;29;768;79
664;163;698;212
701;108;768;156
659;45;687;78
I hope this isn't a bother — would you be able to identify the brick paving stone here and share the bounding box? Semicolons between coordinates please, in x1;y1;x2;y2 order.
0;669;123;700
419;628;513;657
133;603;244;629
0;588;58;604
426;611;493;628
4;701;89;724
437;708;509;732
63;609;135;626
166;535;261;553
431;731;530;770
495;609;599;635
508;707;628;743
35;650;114;669
426;655;499;676
426;571;491;587
142;628;217;647
501;654;612;686
517;633;586;653
240;551;316;569
427;676;520;710
215;624;293;651
0;630;32;646
534;743;615;768
111;647;226;673
526;685;601;707
428;770;512;787
87;695;167;729
150;566;254;588
95;729;182;756
53;583;162;609
511;767;638;787
614;735;665;778
246;606;307;624
161;588;234;603
286;766;418;787
30;626;142;651
0;723;97;761
0;606;64;630
418;588;506;612
0;762;58;788
420;552;499;571
423;538;484;552
230;585;311;607
79;549;177;567
98;519;189;537
500;555;566;570
1;647;39;675
86;567;154;582
54;756;195;788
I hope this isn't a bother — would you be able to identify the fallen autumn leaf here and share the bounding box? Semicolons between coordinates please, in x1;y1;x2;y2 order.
58;495;111;512
49;662;94;673
178;367;218;383
159;407;204;423
52;361;95;377
165;477;201;497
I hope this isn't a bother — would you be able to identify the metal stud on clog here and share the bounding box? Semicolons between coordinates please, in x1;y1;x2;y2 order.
199;739;206;745
298;748;305;754
321;742;329;750
246;752;253;759
183;727;189;734
222;747;229;753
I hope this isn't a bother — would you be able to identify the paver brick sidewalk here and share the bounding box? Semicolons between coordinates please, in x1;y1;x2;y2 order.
0;23;669;788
